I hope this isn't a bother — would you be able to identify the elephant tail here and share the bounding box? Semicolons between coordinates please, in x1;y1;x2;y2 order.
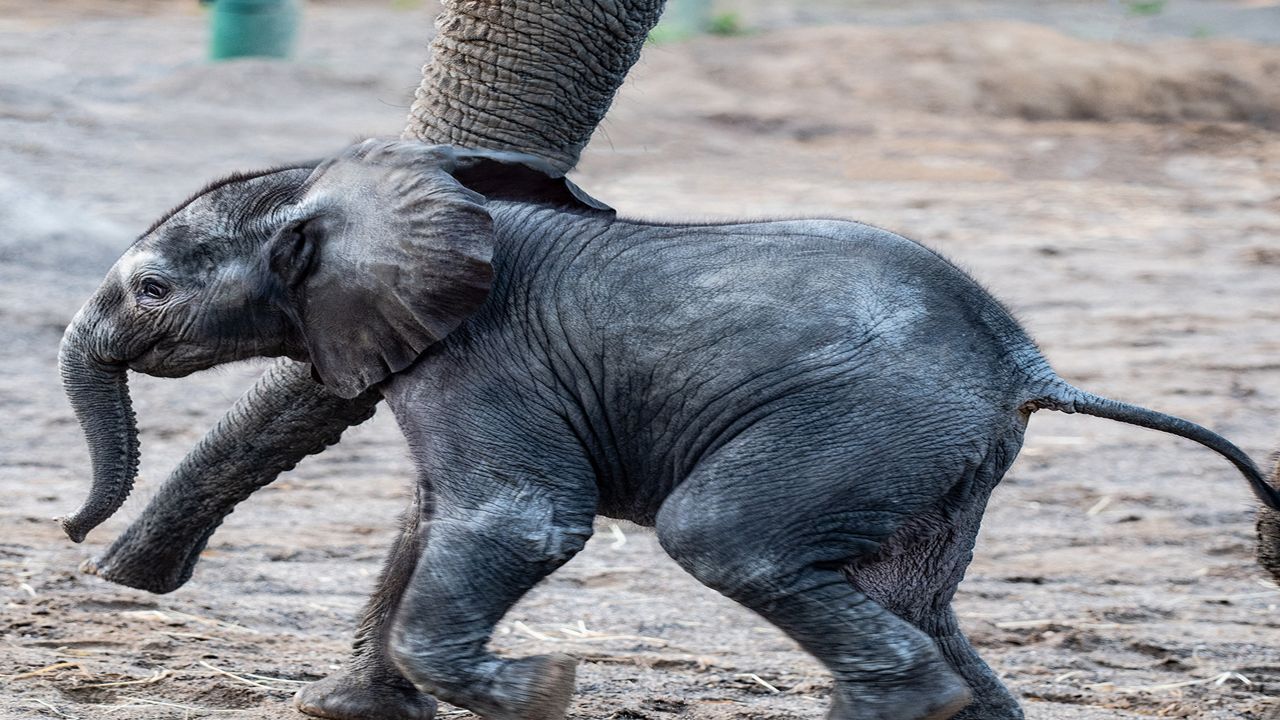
1023;382;1280;511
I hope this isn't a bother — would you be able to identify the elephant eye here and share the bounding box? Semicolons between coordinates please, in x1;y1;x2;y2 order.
139;278;170;301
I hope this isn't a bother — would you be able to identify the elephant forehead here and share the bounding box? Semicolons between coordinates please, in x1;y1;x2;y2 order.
168;186;281;237
127;223;259;286
142;166;313;240
136;221;237;265
115;247;160;281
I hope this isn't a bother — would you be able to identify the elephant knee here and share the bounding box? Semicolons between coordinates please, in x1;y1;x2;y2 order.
387;623;449;690
387;614;497;693
655;502;776;599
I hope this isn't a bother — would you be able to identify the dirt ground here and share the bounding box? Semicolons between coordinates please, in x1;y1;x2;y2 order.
2;2;1279;719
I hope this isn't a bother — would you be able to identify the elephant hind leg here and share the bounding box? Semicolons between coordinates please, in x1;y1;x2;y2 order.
846;442;1025;720
654;427;973;720
849;532;1022;720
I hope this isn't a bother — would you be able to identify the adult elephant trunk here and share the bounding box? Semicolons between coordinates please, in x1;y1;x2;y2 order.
87;0;666;592
404;0;662;172
57;298;141;544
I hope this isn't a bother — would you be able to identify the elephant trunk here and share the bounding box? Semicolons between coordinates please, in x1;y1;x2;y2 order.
84;359;380;593
57;303;141;544
405;0;666;173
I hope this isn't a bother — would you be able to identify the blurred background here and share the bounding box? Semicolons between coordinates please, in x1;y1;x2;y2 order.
2;2;1278;719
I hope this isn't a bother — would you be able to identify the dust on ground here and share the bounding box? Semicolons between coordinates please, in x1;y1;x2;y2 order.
1;2;1279;719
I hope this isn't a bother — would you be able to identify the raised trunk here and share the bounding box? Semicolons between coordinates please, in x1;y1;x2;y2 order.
58;313;141;543
91;0;667;590
405;0;666;171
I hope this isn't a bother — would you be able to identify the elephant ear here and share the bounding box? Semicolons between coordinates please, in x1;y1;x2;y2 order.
269;140;496;398
449;151;614;214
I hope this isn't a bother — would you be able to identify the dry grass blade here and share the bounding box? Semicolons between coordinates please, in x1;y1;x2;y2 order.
198;660;296;692
55;646;113;658
735;672;781;693
167;609;259;634
608;522;628;548
7;661;84;681
1087;670;1253;693
119;610;181;624
109;696;245;713
994;617;1124;630
158;631;214;641
511;621;557;641
121;608;258;635
30;699;78;719
240;671;309;685
80;669;172;689
512;620;670;648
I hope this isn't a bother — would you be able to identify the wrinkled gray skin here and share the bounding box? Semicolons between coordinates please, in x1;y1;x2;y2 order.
69;2;665;719
61;140;1280;720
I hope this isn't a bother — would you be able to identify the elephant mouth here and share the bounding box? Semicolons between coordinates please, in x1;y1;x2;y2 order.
127;341;209;379
126;341;176;376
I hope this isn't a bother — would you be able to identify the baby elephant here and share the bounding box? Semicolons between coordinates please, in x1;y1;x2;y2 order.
58;140;1280;720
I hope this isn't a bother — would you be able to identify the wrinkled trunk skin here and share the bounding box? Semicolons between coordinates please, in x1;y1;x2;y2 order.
58;308;141;544
406;0;666;173
85;359;380;593
1258;457;1280;585
90;0;667;591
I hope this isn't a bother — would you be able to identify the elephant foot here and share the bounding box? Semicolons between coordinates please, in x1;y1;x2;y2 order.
295;669;437;720
441;654;576;720
827;663;971;720
929;633;1023;719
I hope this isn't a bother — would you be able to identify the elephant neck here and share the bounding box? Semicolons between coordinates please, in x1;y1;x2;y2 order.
485;200;617;280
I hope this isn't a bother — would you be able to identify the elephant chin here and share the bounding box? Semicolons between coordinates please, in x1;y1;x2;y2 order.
57;320;141;544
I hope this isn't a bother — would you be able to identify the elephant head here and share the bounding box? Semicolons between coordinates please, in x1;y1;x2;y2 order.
83;0;665;596
57;165;313;542
58;140;604;544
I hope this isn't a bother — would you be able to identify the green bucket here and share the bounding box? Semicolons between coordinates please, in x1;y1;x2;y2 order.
209;0;300;61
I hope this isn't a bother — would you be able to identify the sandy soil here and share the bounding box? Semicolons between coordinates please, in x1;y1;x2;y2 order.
2;2;1279;719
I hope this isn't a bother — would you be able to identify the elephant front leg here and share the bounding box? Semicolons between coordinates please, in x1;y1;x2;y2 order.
296;493;437;720
388;483;595;720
